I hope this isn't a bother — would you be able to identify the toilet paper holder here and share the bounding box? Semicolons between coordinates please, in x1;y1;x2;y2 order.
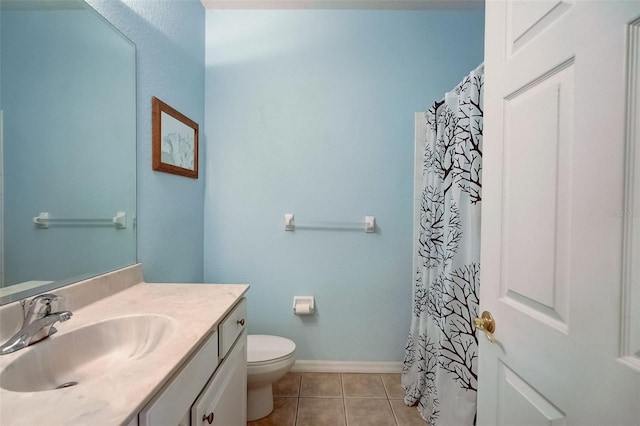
293;296;315;315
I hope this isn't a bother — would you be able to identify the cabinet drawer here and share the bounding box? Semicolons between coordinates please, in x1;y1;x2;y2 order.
218;298;246;359
139;330;219;426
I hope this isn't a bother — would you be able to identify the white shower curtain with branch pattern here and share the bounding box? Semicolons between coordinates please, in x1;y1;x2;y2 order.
402;64;483;426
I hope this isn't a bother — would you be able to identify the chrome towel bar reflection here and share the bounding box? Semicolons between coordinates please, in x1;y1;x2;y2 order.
33;212;127;229
284;213;375;233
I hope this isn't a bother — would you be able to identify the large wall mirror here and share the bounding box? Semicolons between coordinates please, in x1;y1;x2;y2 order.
0;0;136;304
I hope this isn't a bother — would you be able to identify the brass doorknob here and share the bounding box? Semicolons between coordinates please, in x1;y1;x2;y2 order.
474;311;496;343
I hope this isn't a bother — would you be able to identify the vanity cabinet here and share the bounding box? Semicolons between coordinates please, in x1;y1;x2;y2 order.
139;298;247;426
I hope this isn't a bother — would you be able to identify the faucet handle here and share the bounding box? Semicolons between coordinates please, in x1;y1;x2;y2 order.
29;293;60;305
30;293;60;302
26;294;61;319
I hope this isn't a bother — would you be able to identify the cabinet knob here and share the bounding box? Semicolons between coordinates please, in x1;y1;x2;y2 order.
236;318;245;326
203;412;214;424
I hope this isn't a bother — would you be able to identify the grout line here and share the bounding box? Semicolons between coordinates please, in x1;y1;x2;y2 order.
342;392;348;426
381;374;391;399
294;373;301;426
388;398;398;426
342;396;389;399
386;398;400;426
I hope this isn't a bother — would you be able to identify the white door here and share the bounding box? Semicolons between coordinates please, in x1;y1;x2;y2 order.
478;1;640;425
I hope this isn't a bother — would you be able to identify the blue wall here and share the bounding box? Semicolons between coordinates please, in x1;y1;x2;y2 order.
203;10;485;361
87;0;206;283
9;1;485;363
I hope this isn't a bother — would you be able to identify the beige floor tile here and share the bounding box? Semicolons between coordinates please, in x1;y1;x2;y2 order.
389;400;428;426
248;397;298;426
246;372;429;426
344;398;396;426
274;372;302;397
342;373;387;398
296;398;346;426
381;374;405;399
300;373;343;397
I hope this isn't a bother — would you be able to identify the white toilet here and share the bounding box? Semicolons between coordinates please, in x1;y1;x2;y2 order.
246;334;296;421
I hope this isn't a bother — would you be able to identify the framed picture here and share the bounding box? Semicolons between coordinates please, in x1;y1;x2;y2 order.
152;97;199;179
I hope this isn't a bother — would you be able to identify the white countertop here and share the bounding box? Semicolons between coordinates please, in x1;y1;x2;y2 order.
0;267;248;426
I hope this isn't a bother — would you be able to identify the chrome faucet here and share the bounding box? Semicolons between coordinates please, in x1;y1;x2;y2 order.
0;294;73;355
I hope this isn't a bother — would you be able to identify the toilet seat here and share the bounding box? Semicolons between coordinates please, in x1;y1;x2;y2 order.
248;335;296;364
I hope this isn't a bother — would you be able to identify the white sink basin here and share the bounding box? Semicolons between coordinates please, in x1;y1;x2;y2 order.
0;314;176;392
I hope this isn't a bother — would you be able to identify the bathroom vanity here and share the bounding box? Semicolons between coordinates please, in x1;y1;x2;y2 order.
139;299;248;426
0;265;249;425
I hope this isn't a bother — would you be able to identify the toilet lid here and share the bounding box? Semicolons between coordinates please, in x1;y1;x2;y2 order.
247;335;296;363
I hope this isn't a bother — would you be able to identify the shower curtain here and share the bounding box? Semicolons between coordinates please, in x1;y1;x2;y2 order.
402;64;483;426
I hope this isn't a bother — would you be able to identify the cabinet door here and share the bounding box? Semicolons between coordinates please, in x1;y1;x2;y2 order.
192;331;247;426
139;331;219;426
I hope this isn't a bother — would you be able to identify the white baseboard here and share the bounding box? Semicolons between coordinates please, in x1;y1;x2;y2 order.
291;360;403;374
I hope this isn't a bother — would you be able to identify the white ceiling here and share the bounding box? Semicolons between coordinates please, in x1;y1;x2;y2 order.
200;0;484;10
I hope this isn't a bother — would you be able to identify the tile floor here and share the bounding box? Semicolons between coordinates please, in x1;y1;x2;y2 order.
247;372;427;426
